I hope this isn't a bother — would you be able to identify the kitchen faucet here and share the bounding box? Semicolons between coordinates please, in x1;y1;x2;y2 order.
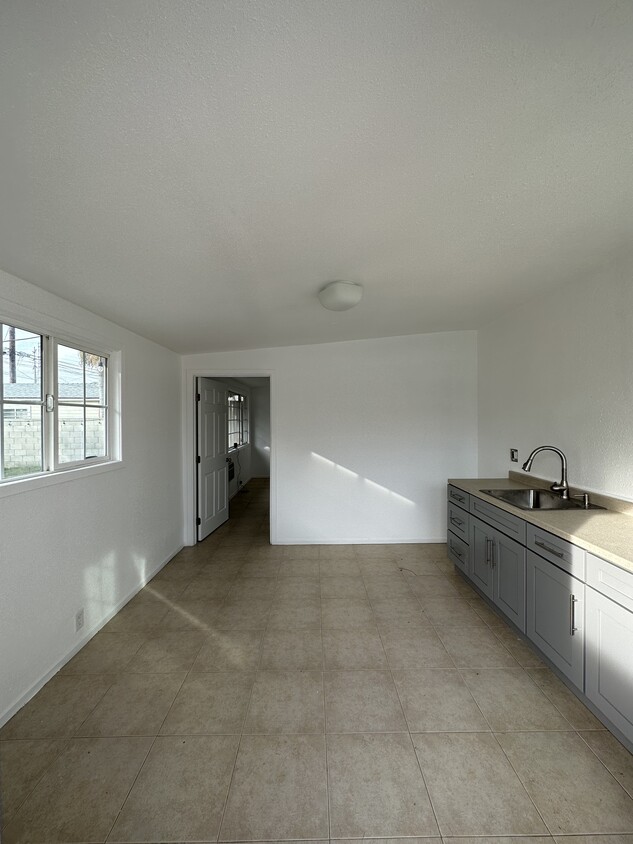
521;446;570;500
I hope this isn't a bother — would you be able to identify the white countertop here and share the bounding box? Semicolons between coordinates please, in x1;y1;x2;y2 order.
449;477;633;575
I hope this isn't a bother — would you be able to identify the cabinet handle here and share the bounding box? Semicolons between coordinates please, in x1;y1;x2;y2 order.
450;516;464;528
485;537;492;565
451;492;465;503
569;594;578;636
535;539;564;559
450;543;463;558
490;540;496;569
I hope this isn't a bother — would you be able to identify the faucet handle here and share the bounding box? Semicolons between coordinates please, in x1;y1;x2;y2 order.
570;492;590;509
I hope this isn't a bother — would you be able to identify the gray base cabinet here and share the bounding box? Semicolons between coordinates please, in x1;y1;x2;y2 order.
586;587;633;740
526;550;585;690
470;516;526;632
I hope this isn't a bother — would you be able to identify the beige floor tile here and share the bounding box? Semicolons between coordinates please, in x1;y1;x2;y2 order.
445;838;552;844
2;737;152;843
363;575;413;598
319;558;362;576
0;739;67;826
497;730;633;834
283;545;321;559
219;734;328;841
320;575;367;598
414;731;547;836
397;559;444;575
141;579;189;601
267;599;322;629
355;545;398;561
60;631;145;674
327;732;438;838
436;627;519;668
461;668;570;731
161;671;255;734
191;630;264;671
237;561;281;578
321;597;376;629
370;595;424;621
553;837;633;844
244;670;324;733
527;667;606;730
322;628;387;669
393;669;489;732
109;735;239;843
405;574;460;599
0;675;112;740
125;631;205;673
494;629;545;667
332;840;441;844
179;577;233;600
152;560;202;581
381;627;454;669
319;545;357;560
580;730;633;797
160;598;225;632
216;599;272;629
226;577;278;600
260;629;323;669
324;670;407;732
278;559;320;577
76;672;184;736
275;577;321;600
418;596;487;626
358;560;402;576
474;602;512;629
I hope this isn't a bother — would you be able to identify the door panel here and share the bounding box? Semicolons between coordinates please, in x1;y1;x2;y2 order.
470;517;493;598
197;378;229;541
494;532;526;632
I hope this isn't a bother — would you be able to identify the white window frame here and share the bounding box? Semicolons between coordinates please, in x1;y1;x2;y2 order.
1;316;120;486
227;390;249;450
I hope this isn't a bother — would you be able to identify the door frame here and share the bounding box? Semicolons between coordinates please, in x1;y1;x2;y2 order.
182;367;275;546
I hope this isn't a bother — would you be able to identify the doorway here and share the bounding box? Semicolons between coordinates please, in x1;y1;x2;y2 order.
187;373;272;546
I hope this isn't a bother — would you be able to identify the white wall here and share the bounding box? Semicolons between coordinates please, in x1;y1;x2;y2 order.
183;331;478;544
478;265;633;499
250;384;271;477
0;270;183;725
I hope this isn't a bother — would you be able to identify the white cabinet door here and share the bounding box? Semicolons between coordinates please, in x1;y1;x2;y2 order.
586;587;633;743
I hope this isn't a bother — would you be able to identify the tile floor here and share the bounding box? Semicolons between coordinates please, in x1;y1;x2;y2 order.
2;478;633;842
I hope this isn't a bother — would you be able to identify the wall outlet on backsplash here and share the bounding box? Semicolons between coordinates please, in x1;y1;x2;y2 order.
510;448;519;462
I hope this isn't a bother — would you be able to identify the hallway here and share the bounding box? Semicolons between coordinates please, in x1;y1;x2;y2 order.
2;479;633;842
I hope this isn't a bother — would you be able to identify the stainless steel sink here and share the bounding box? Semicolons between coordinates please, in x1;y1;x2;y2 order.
480;488;604;511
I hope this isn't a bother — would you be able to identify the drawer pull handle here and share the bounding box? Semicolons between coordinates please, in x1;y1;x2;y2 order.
569;594;578;635
450;516;464;528
450;544;463;559
451;492;465;503
535;539;564;559
485;537;492;565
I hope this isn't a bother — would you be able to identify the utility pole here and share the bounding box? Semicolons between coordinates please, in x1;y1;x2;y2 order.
8;325;16;383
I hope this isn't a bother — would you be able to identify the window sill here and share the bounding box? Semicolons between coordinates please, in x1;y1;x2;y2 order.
0;459;124;499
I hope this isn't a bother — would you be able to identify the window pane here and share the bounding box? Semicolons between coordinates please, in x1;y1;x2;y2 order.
85;406;107;458
58;404;85;463
2;325;42;401
85;356;106;405
3;405;43;477
57;344;85;403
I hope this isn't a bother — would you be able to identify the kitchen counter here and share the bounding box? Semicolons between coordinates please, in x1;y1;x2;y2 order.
449;476;633;575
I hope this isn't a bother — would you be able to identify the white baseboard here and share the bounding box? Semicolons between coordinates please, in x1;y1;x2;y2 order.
0;543;183;729
274;537;447;545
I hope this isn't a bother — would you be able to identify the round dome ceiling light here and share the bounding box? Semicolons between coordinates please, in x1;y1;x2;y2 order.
317;280;363;311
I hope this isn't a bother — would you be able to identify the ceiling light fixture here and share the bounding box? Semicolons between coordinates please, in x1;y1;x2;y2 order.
317;280;363;311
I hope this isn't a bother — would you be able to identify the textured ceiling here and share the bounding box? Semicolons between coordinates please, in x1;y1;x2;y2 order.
1;0;632;353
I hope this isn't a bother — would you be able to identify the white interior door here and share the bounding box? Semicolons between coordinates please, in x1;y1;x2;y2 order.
196;378;229;541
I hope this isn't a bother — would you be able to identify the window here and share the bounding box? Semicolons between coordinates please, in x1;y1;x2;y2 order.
227;391;248;450
1;321;112;482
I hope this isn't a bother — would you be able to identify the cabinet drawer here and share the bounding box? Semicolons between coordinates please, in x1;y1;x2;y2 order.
526;524;585;580
448;485;469;510
447;502;469;542
447;530;469;574
586;553;633;612
470;495;527;544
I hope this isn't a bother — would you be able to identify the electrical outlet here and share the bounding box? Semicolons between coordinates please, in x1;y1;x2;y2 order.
510;448;519;463
75;608;85;632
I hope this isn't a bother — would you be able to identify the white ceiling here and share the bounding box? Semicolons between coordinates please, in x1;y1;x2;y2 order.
1;1;632;354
